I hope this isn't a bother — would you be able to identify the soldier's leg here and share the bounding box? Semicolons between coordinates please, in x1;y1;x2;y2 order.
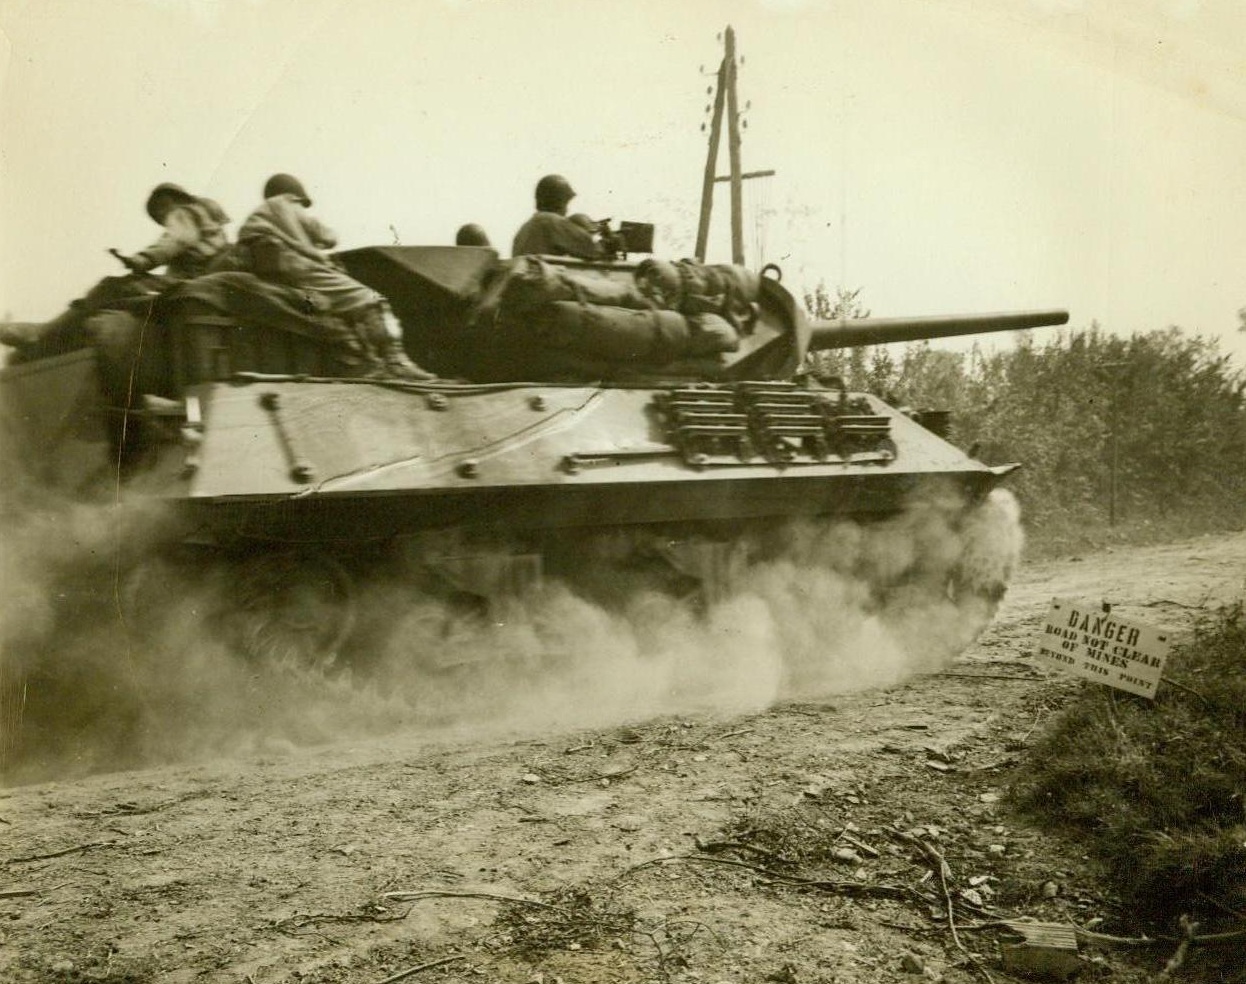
347;303;434;381
1;275;168;360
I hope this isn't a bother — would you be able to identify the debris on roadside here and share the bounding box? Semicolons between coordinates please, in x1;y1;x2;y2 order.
999;920;1083;981
841;832;881;857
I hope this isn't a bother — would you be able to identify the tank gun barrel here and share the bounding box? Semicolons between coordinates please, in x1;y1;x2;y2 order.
807;308;1069;352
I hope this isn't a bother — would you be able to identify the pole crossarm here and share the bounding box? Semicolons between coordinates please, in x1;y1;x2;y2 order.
713;169;776;183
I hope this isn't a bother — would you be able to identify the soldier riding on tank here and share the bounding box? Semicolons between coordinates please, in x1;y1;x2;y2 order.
0;182;233;363
511;174;604;259
233;174;435;381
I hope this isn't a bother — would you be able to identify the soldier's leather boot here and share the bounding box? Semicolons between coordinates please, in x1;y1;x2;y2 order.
360;304;436;381
0;305;81;348
0;322;48;348
382;339;436;380
0;307;89;362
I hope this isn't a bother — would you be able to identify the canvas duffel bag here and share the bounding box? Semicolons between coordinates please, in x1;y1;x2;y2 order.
502;256;652;312
535;302;691;364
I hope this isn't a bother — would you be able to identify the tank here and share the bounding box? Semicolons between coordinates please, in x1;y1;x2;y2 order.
0;247;1068;671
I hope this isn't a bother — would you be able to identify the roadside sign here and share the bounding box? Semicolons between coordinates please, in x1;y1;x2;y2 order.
1036;599;1173;698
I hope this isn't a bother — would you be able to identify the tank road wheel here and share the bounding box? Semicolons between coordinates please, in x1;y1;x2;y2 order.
222;552;358;672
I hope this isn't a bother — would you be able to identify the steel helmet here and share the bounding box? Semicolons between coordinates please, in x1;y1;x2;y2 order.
145;183;197;223
535;174;575;211
263;173;312;207
455;223;491;247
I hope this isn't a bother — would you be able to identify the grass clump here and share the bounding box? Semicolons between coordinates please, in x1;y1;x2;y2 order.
1012;605;1246;928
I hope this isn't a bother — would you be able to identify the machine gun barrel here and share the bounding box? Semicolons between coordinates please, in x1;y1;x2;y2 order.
807;308;1069;352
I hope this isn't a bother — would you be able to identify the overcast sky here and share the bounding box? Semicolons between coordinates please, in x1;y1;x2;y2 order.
2;0;1245;365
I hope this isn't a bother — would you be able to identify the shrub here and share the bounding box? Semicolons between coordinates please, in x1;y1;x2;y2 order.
1010;605;1246;928
803;288;1246;551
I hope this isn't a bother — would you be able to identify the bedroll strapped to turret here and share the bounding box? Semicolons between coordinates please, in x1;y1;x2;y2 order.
633;258;760;327
483;255;760;367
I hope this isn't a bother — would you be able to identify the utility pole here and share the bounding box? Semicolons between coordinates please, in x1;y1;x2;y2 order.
694;26;774;265
724;25;744;265
694;58;726;264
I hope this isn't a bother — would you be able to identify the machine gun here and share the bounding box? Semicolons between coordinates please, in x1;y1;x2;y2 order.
575;217;655;260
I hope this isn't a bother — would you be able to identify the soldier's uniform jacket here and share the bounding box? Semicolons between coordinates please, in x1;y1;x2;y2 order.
236;192;379;315
132;199;231;279
511;211;602;260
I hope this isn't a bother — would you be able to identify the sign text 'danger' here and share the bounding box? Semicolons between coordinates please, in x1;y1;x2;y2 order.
1036;599;1172;698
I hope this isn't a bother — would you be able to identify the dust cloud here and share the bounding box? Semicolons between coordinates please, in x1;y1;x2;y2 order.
0;488;1022;786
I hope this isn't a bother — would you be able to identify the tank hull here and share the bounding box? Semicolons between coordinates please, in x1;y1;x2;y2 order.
169;379;1005;545
2;248;1048;674
186;467;999;543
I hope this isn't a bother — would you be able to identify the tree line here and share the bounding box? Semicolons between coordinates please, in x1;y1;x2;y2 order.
804;285;1246;543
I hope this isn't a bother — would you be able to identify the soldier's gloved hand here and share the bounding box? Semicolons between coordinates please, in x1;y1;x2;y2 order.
109;249;148;274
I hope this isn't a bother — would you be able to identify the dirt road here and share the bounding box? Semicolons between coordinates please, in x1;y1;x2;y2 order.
2;531;1243;983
